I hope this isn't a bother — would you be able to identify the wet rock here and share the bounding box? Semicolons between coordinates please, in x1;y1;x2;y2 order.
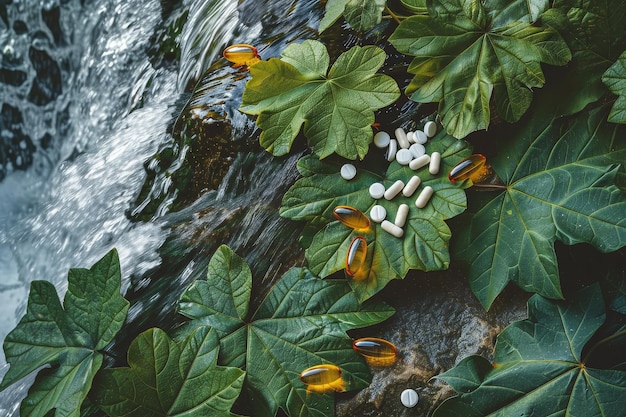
0;103;35;180
27;46;62;105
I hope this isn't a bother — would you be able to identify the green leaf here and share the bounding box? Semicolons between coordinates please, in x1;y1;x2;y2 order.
388;0;571;138
319;0;386;33
0;250;129;417
280;132;471;302
92;327;245;417
456;105;626;309
178;245;395;417
240;40;400;160
603;50;626;124
432;284;626;417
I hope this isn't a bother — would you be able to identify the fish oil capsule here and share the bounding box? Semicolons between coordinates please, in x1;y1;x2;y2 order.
299;364;346;393
401;389;419;408
409;154;430;170
394;204;409;228
373;131;390;148
369;182;385;199
402;175;421;197
346;236;367;276
395;128;410;149
395;149;413;165
223;44;261;67
381;220;404;238
386;139;397;162
333;206;370;230
409;143;425;158
353;337;398;367
384;180;404;200
369;205;386;223
429;151;441;175
415;186;434;208
448;153;491;183
424;121;437;137
340;163;356;180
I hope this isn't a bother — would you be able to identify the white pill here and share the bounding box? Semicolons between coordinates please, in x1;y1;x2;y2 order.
395;127;410;149
386;139;397;162
373;131;390;148
424;121;437;137
381;220;404;238
409;143;425;158
414;130;428;144
384;180;404;200
402;175;421;197
369;182;386;199
429;151;441;175
415;185;434;208
369;205;386;223
394;203;409;228
340;163;357;180
401;389;419;408
409;154;430;170
406;131;415;143
395;149;413;165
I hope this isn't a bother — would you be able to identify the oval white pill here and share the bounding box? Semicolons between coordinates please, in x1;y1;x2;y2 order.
373;131;390;148
395;127;410;149
386;139;397;162
406;131;415;143
384;180;404;200
369;182;386;199
429;151;441;175
381;220;404;238
340;163;357;180
409;143;425;158
409;154;430;170
414;130;428;144
394;203;409;228
424;121;437;137
415;185;434;208
369;205;386;223
401;389;419;408
402;175;421;197
395;149;413;165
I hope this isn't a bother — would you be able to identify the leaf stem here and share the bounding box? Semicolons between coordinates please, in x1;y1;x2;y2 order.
583;328;626;363
385;6;402;25
472;183;508;190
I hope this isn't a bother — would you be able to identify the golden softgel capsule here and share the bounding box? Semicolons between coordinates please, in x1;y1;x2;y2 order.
223;44;261;67
352;337;398;366
346;236;367;277
333;206;370;230
299;364;346;393
448;154;490;183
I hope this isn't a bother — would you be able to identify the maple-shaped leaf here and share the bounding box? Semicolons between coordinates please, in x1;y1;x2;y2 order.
280;131;471;302
92;326;245;417
0;249;129;417
432;284;626;417
603;50;626;124
318;0;386;33
178;245;395;417
240;40;400;160
389;0;571;138
455;105;626;309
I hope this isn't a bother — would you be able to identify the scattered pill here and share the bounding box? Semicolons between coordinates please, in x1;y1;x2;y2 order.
369;182;386;199
346;236;367;276
333;206;370;230
394;203;409;228
340;163;357;180
223;43;261;67
400;388;419;408
299;364;346;393
369;205;386;223
415;186;434;208
384;180;404;200
395;127;410;149
409;154;430;170
429;151;441;175
413;130;428;144
424;121;437;137
386;139;397;162
381;220;404;238
395;149;413;165
353;337;398;367
402;175;421;197
406;131;415;143
448;153;491;183
409;143;425;158
373;131;391;148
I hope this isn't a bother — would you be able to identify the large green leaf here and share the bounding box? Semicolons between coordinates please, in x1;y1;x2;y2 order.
318;0;386;33
432;284;626;417
92;327;245;417
240;40;400;160
280;132;471;302
456;105;626;309
603;50;626;124
388;0;571;138
0;250;129;417
178;245;395;417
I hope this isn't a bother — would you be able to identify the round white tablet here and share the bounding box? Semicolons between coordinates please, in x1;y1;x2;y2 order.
413;130;428;144
373;131;391;148
340;163;357;180
424;121;437;137
369;205;386;223
401;389;419;408
386;139;398;162
395;149;413;165
409;143;425;158
369;182;385;199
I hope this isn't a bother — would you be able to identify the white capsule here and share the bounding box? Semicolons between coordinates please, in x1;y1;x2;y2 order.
384;180;404;200
415;186;434;208
395;149;413;165
340;163;357;180
409;143;425;158
409;154;430;170
402;175;421;197
369;182;386;199
394;203;409;228
429;151;441;175
369;205;387;223
424;121;437;137
400;389;419;408
373;131;390;148
395;127;410;149
406;131;415;143
413;130;428;144
386;139;397;162
381;220;404;238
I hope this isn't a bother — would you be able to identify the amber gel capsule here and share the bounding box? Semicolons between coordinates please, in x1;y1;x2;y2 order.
299;364;346;393
448;154;491;183
346;236;367;277
353;337;398;366
223;44;261;67
333;206;370;230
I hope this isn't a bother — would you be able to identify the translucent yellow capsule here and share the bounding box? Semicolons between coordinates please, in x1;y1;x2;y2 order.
448;154;492;184
223;44;261;67
299;364;346;393
346;236;367;277
352;337;398;367
333;206;370;231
